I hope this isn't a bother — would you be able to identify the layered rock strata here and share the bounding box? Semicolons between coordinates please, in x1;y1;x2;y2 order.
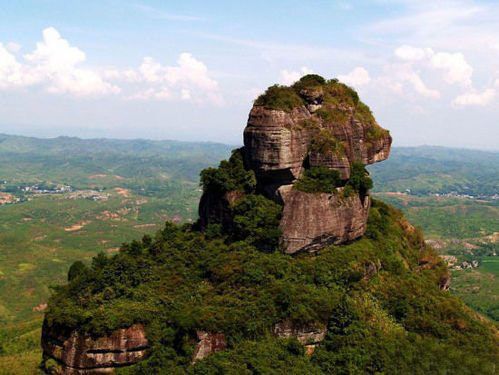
41;323;148;374
278;185;370;254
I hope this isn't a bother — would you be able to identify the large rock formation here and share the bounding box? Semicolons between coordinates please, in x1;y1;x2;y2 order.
278;186;370;254
41;322;148;374
200;75;391;253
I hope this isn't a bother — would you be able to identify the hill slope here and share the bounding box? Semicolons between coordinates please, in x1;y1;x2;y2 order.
42;200;498;374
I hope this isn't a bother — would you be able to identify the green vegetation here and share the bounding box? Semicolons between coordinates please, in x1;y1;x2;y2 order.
253;74;377;127
294;167;341;193
232;195;282;251
200;152;281;251
294;163;372;195
291;74;326;91
376;192;498;322
43;200;498;374
200;149;255;194
254;85;303;112
0;136;497;372
309;129;344;155
369;146;499;196
0;134;232;373
348;162;373;196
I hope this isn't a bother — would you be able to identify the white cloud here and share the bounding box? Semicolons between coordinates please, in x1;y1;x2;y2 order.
6;42;21;53
129;87;172;101
430;52;473;87
0;43;25;88
0;27;119;96
394;45;473;87
125;53;222;105
395;45;433;61
378;62;440;99
338;67;371;87
453;89;495;107
279;67;313;85
181;89;191;100
0;28;222;104
403;70;441;99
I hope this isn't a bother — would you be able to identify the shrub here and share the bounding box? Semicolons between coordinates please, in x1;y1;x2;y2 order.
347;162;373;195
200;149;256;194
292;74;326;91
294;166;341;193
45;198;498;374
254;85;304;112
231;195;282;251
309;129;344;155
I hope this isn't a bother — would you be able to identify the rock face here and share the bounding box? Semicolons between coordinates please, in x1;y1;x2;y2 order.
244;104;391;183
41;322;148;374
278;186;370;254
192;331;227;363
199;76;392;254
273;320;327;356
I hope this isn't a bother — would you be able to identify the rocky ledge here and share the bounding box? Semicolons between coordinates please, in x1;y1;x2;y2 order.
41;322;149;374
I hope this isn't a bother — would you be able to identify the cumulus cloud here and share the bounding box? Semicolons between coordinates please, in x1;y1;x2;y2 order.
395;45;432;62
124;53;223;105
453;89;495;107
394;45;473;87
378;63;440;99
338;67;371;87
0;27;119;96
430;52;473;87
0;27;222;104
279;67;313;85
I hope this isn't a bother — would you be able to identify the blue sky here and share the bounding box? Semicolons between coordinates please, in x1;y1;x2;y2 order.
0;0;498;148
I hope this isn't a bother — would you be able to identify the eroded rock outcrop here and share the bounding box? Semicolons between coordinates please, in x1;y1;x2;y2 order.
273;320;327;356
199;75;391;254
279;185;370;254
192;331;227;363
41;322;148;374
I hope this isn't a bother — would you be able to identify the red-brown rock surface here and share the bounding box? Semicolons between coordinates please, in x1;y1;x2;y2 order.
278;186;370;254
192;331;227;363
41;322;148;374
244;104;391;182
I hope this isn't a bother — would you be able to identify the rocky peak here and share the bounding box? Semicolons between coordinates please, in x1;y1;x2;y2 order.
244;75;391;184
200;74;392;254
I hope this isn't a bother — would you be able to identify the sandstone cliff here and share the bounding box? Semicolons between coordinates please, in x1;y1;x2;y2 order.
41;323;148;374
